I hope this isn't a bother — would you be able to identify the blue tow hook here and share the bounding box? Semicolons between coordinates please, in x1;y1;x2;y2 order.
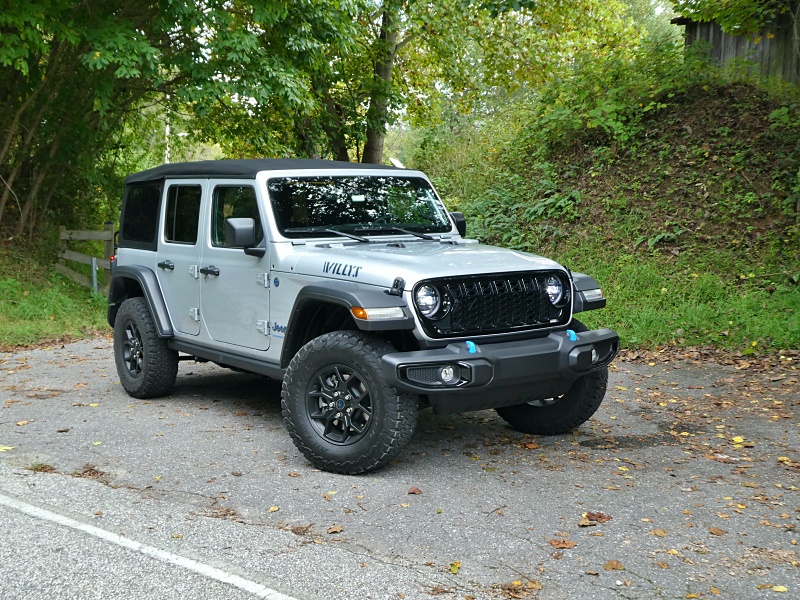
465;341;477;354
566;329;578;342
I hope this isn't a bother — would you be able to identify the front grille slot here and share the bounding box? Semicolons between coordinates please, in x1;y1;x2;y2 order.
418;272;570;338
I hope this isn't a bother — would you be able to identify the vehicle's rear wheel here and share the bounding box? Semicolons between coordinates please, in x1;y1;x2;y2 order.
113;297;178;398
495;320;608;435
281;331;417;474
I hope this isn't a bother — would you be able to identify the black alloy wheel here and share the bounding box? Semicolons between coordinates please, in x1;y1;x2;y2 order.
306;364;373;445
121;320;144;377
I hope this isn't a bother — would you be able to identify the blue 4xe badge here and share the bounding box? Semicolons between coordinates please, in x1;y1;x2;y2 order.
323;261;362;278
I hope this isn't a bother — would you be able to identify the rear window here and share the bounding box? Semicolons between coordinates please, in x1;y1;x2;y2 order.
121;184;161;248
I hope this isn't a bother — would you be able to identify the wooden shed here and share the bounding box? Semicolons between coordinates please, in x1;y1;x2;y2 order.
672;14;799;85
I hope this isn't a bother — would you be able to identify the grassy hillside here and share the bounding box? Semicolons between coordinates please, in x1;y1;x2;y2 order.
417;82;800;353
0;245;108;349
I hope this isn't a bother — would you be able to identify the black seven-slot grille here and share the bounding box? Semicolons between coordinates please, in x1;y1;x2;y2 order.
416;271;571;338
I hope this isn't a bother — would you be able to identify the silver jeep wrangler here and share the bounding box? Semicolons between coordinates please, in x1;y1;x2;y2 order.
108;159;618;474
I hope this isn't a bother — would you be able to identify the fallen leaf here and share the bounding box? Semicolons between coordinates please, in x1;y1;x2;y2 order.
549;539;577;549
408;486;423;495
585;570;599;576
603;560;625;571
585;511;612;523
268;506;280;513
709;527;727;536
449;561;461;575
656;562;669;569
172;533;183;539
578;517;596;527
288;472;302;477
523;442;540;449
526;581;542;590
16;421;29;426
710;587;720;595
772;586;788;593
650;529;669;538
327;524;343;534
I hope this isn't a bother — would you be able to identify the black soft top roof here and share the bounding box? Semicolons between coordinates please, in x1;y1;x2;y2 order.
125;159;401;185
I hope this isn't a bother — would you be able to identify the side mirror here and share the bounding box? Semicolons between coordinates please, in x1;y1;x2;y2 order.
225;217;257;248
450;211;467;237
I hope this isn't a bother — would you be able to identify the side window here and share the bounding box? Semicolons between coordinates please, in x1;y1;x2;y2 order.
121;184;161;245
164;185;201;244
211;186;262;247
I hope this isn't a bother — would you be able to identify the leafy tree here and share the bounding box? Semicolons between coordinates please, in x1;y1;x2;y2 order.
0;0;358;237
671;0;798;35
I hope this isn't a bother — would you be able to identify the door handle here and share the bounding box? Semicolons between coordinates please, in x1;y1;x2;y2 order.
157;260;175;270
199;265;219;276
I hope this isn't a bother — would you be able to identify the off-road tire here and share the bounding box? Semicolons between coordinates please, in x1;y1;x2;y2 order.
495;320;608;435
114;297;178;399
281;331;418;475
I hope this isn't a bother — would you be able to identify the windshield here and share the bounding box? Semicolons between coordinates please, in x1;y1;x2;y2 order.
268;175;452;239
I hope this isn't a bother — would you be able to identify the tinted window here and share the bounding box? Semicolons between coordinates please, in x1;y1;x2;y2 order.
164;185;201;244
121;184;161;244
268;175;451;238
211;186;262;247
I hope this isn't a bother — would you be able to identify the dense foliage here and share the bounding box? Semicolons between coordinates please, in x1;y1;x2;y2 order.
410;27;800;351
1;0;798;351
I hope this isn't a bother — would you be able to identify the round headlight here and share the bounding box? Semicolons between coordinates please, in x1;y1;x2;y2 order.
416;285;440;317
545;276;563;305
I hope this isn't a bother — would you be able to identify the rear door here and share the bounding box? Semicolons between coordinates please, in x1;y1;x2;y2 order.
156;181;205;336
199;181;270;350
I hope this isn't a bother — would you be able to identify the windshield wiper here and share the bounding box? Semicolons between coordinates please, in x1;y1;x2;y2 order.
284;226;369;243
355;226;435;241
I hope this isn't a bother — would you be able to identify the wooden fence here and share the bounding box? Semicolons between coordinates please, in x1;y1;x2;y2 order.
56;222;115;296
674;16;799;85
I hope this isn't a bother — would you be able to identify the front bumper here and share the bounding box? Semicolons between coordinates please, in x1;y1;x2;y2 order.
381;328;619;415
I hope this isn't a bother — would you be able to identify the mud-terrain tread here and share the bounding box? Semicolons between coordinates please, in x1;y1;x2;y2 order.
281;331;417;475
114;297;178;399
495;320;608;435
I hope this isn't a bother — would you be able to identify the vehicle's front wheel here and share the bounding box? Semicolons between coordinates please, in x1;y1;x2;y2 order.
281;331;418;474
113;297;178;399
495;320;608;435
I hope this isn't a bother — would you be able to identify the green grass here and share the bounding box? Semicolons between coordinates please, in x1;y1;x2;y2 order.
0;248;109;348
539;243;800;353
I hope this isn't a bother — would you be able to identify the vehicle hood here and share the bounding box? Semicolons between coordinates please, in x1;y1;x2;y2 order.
274;239;565;289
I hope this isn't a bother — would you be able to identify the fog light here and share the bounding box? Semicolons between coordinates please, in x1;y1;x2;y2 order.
591;347;599;364
439;365;457;384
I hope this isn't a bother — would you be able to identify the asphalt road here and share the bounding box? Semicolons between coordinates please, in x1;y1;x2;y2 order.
0;337;798;599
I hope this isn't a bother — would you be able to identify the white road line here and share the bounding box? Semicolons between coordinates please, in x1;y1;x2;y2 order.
0;491;300;600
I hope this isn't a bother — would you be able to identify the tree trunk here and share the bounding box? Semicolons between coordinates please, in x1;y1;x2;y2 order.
14;137;61;238
323;96;350;162
362;1;401;164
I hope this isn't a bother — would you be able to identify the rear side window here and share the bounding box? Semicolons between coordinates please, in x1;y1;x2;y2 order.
211;186;262;247
120;184;162;249
164;185;202;244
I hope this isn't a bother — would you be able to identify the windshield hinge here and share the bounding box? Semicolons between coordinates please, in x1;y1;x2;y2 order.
256;273;270;288
386;277;405;296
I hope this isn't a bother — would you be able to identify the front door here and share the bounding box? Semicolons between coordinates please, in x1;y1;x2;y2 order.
199;182;270;351
156;182;204;336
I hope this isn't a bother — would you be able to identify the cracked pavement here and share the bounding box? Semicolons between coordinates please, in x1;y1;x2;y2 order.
1;337;798;599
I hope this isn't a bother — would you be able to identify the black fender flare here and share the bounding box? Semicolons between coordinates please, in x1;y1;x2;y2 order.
280;281;414;367
107;265;174;337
